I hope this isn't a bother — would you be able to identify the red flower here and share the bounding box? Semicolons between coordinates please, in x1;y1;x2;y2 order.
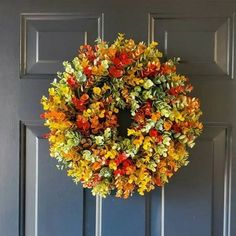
141;63;160;77
67;75;77;88
134;110;145;124
40;113;46;119
168;86;184;96
156;135;163;143
112;57;123;69
72;94;89;112
91;174;101;186
123;159;132;168
42;133;50;139
80;45;96;62
115;152;128;165
114;159;134;176
144;101;152;116
119;52;133;66
154;176;163;186
76;115;90;132
172;122;181;133
114;169;125;177
149;128;163;143
149;128;159;138
113;52;133;69
84;66;92;77
109;66;123;78
72;97;86;111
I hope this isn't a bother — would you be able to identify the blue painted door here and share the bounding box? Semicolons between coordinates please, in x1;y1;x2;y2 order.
0;1;235;236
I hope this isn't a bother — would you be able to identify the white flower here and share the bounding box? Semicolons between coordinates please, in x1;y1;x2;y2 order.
101;60;109;69
95;136;104;146
143;79;154;89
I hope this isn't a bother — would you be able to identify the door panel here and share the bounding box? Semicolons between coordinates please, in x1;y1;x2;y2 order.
164;125;231;236
20;122;85;236
150;13;234;77
20;13;103;79
0;1;236;236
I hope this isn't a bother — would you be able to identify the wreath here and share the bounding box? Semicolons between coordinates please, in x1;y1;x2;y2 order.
41;34;203;198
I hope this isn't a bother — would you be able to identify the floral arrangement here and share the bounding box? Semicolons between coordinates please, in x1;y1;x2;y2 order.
41;34;203;198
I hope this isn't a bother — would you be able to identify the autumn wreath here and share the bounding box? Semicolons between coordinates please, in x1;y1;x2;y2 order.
41;34;203;198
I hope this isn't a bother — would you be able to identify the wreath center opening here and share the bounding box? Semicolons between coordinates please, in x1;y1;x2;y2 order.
117;109;133;137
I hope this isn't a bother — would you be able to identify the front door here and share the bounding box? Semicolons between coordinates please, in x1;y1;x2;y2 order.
0;1;235;236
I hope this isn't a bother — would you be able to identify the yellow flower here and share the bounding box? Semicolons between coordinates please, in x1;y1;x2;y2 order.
136;168;154;195
93;87;102;95
41;96;49;110
133;135;144;147
53;95;61;105
133;77;144;85
143;137;152;151
91;102;102;111
80;58;89;68
105;150;117;159
92;181;110;198
48;88;55;96
60;86;72;98
127;129;135;136
101;83;110;93
127;129;141;137
170;110;185;122
149;41;158;48
125;73;144;86
128;174;137;184
47;121;72;130
109;160;117;170
114;108;119;113
83;108;92;118
48;133;65;144
171;75;181;81
98;110;105;118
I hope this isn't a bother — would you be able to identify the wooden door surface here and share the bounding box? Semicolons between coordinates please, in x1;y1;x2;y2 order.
0;1;236;236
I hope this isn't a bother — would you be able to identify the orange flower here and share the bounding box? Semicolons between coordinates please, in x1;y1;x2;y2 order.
76;115;90;132
107;47;117;60
132;44;145;58
168;161;178;172
164;121;172;131
92;162;102;171
134;111;145;124
80;93;89;101
151;112;161;122
90;116;103;133
160;63;176;75
105;111;118;127
125;165;136;175
42;111;66;121
109;66;123;78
